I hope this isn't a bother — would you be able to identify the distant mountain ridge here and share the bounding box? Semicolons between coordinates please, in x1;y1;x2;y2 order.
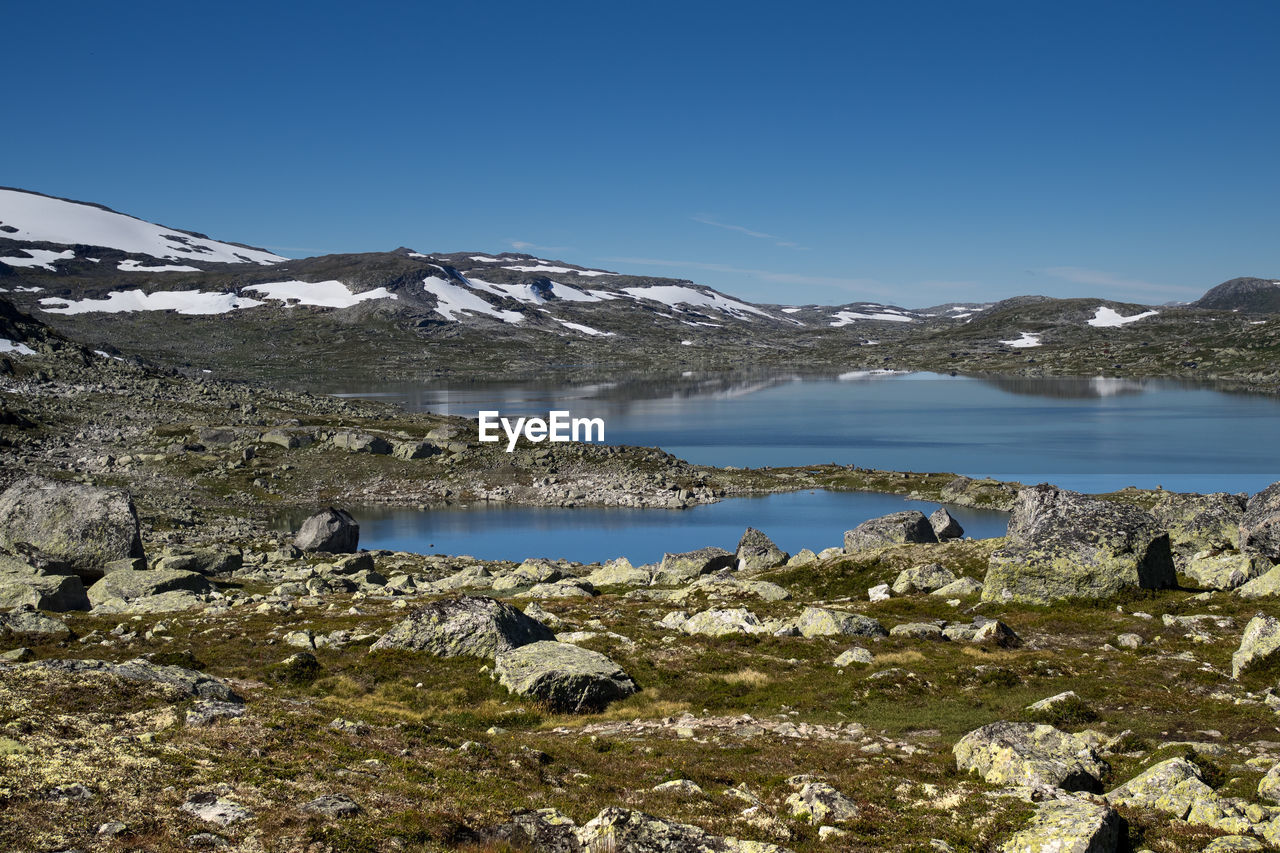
1193;277;1280;313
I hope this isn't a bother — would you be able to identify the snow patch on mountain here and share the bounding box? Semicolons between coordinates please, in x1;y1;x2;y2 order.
244;280;396;308
505;264;615;277
0;249;75;270
1088;306;1159;327
423;276;524;324
1000;332;1042;348
40;290;265;316
0;189;284;265
117;260;201;272
554;319;613;336
621;285;772;319
830;311;915;326
0;338;36;356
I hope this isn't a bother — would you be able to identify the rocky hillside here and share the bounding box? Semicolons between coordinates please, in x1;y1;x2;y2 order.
2;187;1279;389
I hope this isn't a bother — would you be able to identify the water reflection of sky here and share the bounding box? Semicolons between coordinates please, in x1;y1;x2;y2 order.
330;373;1280;493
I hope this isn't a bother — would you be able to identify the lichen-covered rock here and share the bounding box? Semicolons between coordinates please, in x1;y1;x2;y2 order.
0;556;89;612
0;477;144;581
330;431;392;454
681;608;763;636
892;563;957;595
294;508;359;553
25;657;241;702
843;511;938;552
890;622;946;640
391;440;440;460
1237;566;1280;599
1232;615;1280;679
998;797;1124;853
576;807;793;852
953;721;1108;792
1259;762;1280;803
260;428;312;449
91;589;206;614
153;547;242;576
834;646;874;666
585;557;651;588
301;793;362;818
87;568;211;606
491;560;562;592
1150;490;1246;562
370;595;555;658
0;606;71;638
796;606;887;639
1184;550;1268;590
982;485;1176;604
1105;756;1203;810
932;576;984;598
655;547;736;584
930;507;965;540
477;808;581;853
1241;481;1280;560
974;619;1022;647
493;641;637;713
735;528;787;571
1200;838;1264;853
181;791;253;826
785;781;859;823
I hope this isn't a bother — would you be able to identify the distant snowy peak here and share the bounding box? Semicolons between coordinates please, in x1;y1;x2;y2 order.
0;188;284;267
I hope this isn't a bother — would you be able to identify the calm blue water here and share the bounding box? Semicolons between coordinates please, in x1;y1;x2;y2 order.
336;373;1280;494
343;491;1010;565
319;373;1280;561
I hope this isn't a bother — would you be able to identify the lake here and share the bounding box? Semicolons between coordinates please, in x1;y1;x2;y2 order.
336;372;1280;494
322;491;1010;566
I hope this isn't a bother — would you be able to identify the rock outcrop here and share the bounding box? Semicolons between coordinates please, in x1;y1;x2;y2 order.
998;797;1124;853
294;508;359;553
930;507;965;540
735;528;787;571
1232;615;1280;679
370;595;555;657
983;485;1176;604
493;641;637;712
0;477;144;581
1241;482;1280;561
843;511;938;552
953;721;1108;792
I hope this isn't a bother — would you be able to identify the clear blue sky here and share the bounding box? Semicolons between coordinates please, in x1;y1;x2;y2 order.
5;1;1277;306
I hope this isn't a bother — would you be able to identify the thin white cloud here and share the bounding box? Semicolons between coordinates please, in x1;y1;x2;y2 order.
510;240;536;250
508;239;572;253
1043;266;1202;297
691;215;808;250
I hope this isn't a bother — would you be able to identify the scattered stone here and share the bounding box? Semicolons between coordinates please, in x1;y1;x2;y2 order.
983;485;1176;604
392;440;439;460
834;647;874;666
585;557;650;587
0;646;34;662
997;797;1124;853
1259;762;1280;803
1027;691;1090;718
796;606;888;639
652;779;705;796
786;549;817;567
786;780;859;823
655;547;736;584
953;721;1108;792
892;563;957;595
266;651;321;686
1202;837;1264;853
180;791;253;827
890;622;946;640
0;477;145;581
1232;615;1280;679
735;527;788;571
1116;633;1144;649
370;595;555;658
931;576;984;598
930;508;965;540
294;508;359;553
260;428;311;449
843;511;938;552
186;701;247;727
87;568;211;606
974;619;1021;648
301;793;362;818
0;606;70;638
492;641;638;713
867;583;890;602
477;808;581;853
47;783;95;802
576;807;792;853
26;657;241;702
681;608;762;636
0;557;90;612
330;431;391;454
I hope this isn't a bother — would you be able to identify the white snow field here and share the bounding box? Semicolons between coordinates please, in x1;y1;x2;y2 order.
1088;306;1159;327
0;189;284;265
423;276;524;324
621;285;773;319
0;249;76;270
0;338;37;356
829;310;915;326
243;280;396;308
504;264;615;277
1000;331;1043;348
554;319;613;336
117;260;201;272
40;291;265;316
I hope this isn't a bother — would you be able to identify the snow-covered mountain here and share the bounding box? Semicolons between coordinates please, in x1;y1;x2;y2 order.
0;188;283;268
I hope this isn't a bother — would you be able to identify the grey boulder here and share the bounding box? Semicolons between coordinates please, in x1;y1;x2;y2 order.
294;508;359;553
998;797;1124;853
953;721;1108;792
370;595;555;658
1232;615;1280;679
796;606;888;639
576;807;793;852
655;547;736;584
0;556;89;611
983;485;1176;604
930;507;965;540
1241;481;1280;560
735;527;788;571
844;511;938;552
892;563;957;595
87;568;211;607
26;657;241;702
493;641;637;713
0;477;144;581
